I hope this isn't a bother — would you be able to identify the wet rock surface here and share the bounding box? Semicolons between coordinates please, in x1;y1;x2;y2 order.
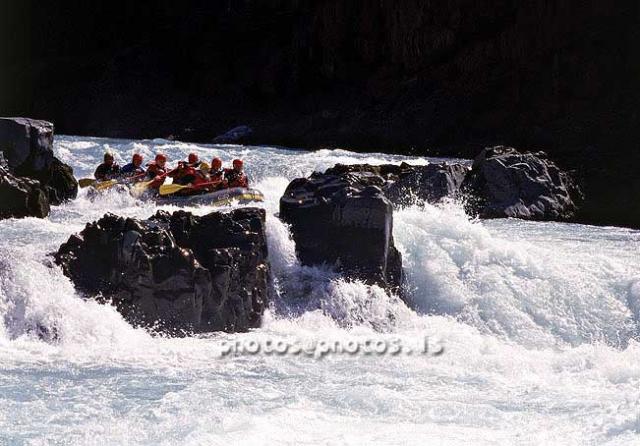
0;118;78;218
461;146;580;221
54;208;270;334
280;168;404;293
0;155;50;219
320;162;469;207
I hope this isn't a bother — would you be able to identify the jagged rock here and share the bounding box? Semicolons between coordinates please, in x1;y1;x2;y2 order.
155;208;270;332
0;117;78;205
461;146;580;220
0;155;50;219
385;163;470;206
323;162;469;206
280;169;403;293
54;208;270;334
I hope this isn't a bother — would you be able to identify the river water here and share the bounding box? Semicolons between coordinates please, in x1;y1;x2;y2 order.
0;135;638;445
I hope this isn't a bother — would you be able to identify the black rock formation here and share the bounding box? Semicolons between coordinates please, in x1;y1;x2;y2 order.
0;118;78;217
383;163;469;207
280;168;403;293
0;155;50;219
54;208;270;334
322;162;469;207
461;146;580;221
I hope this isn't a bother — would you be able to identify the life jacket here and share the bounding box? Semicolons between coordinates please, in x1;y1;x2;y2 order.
224;168;248;188
209;168;227;189
146;162;167;179
191;170;211;188
173;166;198;185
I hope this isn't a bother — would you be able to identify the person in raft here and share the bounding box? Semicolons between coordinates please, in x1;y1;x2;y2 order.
224;159;249;188
208;157;228;190
94;152;120;180
120;153;145;177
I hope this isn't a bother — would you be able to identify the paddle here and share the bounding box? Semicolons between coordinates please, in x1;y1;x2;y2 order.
130;179;155;196
79;172;145;189
78;178;96;188
159;181;221;196
94;179;118;190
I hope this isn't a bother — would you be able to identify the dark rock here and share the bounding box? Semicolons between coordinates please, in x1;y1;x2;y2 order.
0;156;50;219
385;163;470;206
461;146;580;220
0;118;54;171
54;208;270;334
322;162;469;207
212;125;253;144
280;169;403;293
0;118;78;205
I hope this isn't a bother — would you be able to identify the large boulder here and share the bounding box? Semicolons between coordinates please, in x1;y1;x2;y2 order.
461;146;580;220
54;208;270;334
280;169;403;293
0;155;50;219
0;118;78;205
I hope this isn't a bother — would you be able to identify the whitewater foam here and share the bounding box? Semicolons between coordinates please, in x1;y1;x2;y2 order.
0;135;638;445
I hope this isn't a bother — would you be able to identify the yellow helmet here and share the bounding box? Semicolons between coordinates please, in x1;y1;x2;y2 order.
199;162;210;171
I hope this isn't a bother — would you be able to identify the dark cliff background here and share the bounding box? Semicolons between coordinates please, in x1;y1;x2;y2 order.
1;0;639;226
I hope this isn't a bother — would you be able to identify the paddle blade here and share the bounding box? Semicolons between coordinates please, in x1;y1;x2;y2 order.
130;180;154;196
78;178;96;188
159;183;189;196
94;179;118;190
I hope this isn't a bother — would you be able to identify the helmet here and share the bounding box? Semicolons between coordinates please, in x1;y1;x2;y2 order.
199;162;210;171
188;153;199;164
132;153;143;164
232;159;243;169
155;153;167;163
104;152;114;162
211;157;222;169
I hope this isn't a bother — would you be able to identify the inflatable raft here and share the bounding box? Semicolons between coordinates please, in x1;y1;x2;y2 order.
155;187;264;207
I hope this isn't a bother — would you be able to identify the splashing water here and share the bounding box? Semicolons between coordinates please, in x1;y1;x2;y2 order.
0;135;638;445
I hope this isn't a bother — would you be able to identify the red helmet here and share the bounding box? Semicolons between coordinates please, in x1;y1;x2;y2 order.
188;153;199;164
155;153;167;163
233;159;243;169
211;157;222;169
132;153;143;164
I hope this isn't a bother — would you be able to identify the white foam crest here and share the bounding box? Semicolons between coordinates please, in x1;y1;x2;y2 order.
264;214;416;332
0;244;149;349
394;201;638;347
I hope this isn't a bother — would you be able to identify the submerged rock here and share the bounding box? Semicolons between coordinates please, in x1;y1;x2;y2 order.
54;208;270;334
0;117;78;209
461;146;580;220
280;169;403;293
212;125;253;144
0;155;50;219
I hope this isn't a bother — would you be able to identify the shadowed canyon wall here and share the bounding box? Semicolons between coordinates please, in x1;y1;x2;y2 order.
1;1;639;226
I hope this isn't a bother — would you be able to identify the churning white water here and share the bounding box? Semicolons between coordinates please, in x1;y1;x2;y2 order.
0;135;638;445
